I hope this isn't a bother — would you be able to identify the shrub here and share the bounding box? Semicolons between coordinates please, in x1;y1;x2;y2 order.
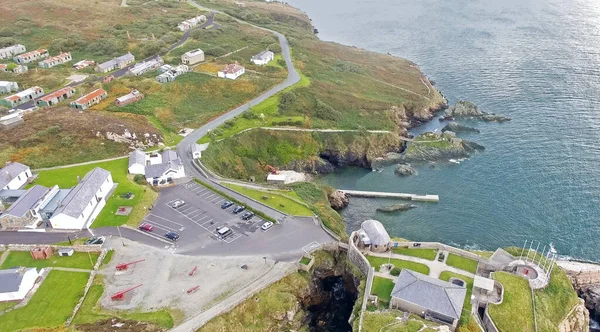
268;43;282;53
223;120;236;129
242;111;259;120
277;59;286;68
314;99;341;121
261;35;277;45
133;174;147;185
278;91;296;114
60;136;74;147
390;267;401;276
205;46;227;57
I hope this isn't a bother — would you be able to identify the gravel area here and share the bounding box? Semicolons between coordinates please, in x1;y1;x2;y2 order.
99;238;275;318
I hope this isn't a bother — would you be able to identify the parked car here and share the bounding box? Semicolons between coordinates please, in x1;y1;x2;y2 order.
85;236;104;245
232;205;246;214
261;221;274;230
241;212;255;220
138;223;154;232
221;201;234;209
165;232;180;241
171;200;185;208
216;226;233;238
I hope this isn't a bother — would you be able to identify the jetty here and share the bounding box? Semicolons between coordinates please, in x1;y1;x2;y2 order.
339;189;439;202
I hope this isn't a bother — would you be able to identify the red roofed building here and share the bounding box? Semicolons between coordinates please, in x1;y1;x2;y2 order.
217;63;245;80
69;89;107;110
0;86;45;108
36;87;75;107
14;49;49;65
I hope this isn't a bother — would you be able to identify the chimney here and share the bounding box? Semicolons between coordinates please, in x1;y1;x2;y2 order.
77;175;81;183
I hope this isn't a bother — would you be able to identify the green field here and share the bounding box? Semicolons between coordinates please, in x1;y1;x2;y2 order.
0;301;18;312
30;158;157;228
73;276;174;328
371;276;395;304
300;257;311;265
392;247;438;260
0;251;98;270
0;270;89;331
488;272;535;332
362;311;439;332
534;267;581;331
291;182;347;239
366;255;430;276
222;183;313;216
446;254;479;274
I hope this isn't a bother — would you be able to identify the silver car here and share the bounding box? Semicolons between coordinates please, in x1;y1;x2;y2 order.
171;200;185;208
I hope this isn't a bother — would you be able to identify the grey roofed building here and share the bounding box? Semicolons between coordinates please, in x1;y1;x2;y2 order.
145;160;181;178
2;185;48;217
252;50;274;61
161;149;178;162
0;162;29;189
0;268;35;293
129;149;146;168
52;167;111;218
96;53;135;72
361;219;390;246
391;269;466;321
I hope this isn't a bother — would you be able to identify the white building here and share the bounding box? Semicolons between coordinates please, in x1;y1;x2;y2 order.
0;162;32;190
13;49;49;65
128;149;146;174
218;63;245;80
0;185;50;229
95;53;135;73
0;44;26;60
156;64;189;83
0;86;45;108
0;268;39;302
251;50;275;65
128;57;163;76
0;81;18;94
192;143;209;159
49;167;114;230
181;49;205;66
38;52;72;68
177;15;206;31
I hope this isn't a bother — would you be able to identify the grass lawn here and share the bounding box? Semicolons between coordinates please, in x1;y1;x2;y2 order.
392;247;438;261
0;251;98;270
101;250;114;267
534;267;580;331
222;183;313;216
371;276;395;304
362;311;432;332
299;257;311;265
0;270;89;331
366;255;430;276
30;158;157;228
446;254;479;274
0;301;18;312
439;271;474;324
73;276;174;328
488;272;535;332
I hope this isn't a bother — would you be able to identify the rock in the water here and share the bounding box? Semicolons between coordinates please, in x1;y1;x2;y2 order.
394;164;417;176
328;190;349;210
376;203;417;213
442;122;481;133
445;100;511;122
371;152;404;170
401;132;475;162
461;140;485;153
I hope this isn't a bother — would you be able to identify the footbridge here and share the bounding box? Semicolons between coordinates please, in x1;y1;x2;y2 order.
339;189;439;202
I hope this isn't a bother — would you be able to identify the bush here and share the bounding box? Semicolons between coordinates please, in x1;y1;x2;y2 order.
268;43;282;53
277;59;286;68
261;35;277;45
271;120;303;127
223;120;236;129
205;46;227;57
242;111;259;120
315;99;341;121
278;91;296;114
133;174;147;185
390;267;401;276
60;136;74;147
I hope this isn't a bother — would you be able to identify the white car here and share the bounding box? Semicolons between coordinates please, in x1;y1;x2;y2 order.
261;221;274;230
171;200;185;208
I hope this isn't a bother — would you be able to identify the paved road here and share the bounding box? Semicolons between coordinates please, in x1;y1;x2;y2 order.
14;11;215;111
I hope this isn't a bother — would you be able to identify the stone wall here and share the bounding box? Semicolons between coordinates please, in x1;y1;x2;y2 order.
349;232;373;276
5;244;103;253
390;241;486;263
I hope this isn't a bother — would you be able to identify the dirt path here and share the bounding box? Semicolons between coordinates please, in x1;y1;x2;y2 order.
33;155;128;171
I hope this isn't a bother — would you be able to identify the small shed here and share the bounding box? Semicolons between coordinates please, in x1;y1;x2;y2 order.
474;275;494;294
266;173;287;185
57;248;74;257
360;219;391;252
30;246;53;260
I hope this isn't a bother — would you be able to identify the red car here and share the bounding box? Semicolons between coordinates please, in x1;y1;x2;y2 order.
138;223;154;232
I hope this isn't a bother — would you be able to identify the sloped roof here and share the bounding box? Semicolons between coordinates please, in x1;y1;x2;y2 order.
39;87;74;102
392;269;466;320
144;161;181;178
52;167;111;218
74;89;106;105
3;185;48;217
161;150;178;162
220;63;244;74
0;268;37;293
252;50;274;61
97;53;134;70
361;219;390;246
0;162;29;189
129;149;146;168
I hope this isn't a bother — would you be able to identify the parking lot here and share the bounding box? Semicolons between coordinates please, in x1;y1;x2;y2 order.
138;181;334;257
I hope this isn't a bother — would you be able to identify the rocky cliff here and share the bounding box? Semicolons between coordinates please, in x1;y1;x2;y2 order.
445;100;511;122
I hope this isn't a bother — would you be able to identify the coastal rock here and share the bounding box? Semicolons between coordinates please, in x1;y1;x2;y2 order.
394;164;417;176
559;300;589;332
399;132;479;163
579;285;600;321
445;100;511;122
320;150;369;169
287;158;335;175
442;122;481;134
328;190;349;210
371;152;404;170
376;203;417;213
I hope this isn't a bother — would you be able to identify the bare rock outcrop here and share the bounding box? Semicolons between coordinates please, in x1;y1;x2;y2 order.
559;299;590;332
445;100;511;122
328;190;349;210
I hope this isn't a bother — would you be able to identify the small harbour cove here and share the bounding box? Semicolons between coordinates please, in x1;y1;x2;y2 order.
291;0;600;262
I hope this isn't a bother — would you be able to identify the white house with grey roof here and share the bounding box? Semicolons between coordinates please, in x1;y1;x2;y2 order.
0;44;26;60
0;162;32;190
251;50;275;65
0;185;50;229
128;149;185;186
0;81;18;94
95;53;135;73
358;219;391;252
0;267;39;302
391;269;467;330
49;167;114;230
128;149;146;174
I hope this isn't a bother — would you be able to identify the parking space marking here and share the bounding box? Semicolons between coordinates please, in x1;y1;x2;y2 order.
210;196;223;203
203;194;218;201
198;192;214;199
215;199;226;205
302;241;321;254
178;206;194;213
223;233;242;243
201;219;215;227
191;187;206;194
142;220;179;232
147;213;185;227
187;211;203;219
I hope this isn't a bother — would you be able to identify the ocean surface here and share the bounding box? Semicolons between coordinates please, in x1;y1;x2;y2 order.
286;0;600;261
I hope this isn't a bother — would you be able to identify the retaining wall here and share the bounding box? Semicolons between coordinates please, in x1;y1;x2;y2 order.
347;231;376;332
390;241;488;263
4;244;103;252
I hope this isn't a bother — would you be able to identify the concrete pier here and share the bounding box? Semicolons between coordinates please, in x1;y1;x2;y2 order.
339;190;439;202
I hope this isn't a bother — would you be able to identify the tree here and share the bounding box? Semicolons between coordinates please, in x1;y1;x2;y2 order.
278;91;296;114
